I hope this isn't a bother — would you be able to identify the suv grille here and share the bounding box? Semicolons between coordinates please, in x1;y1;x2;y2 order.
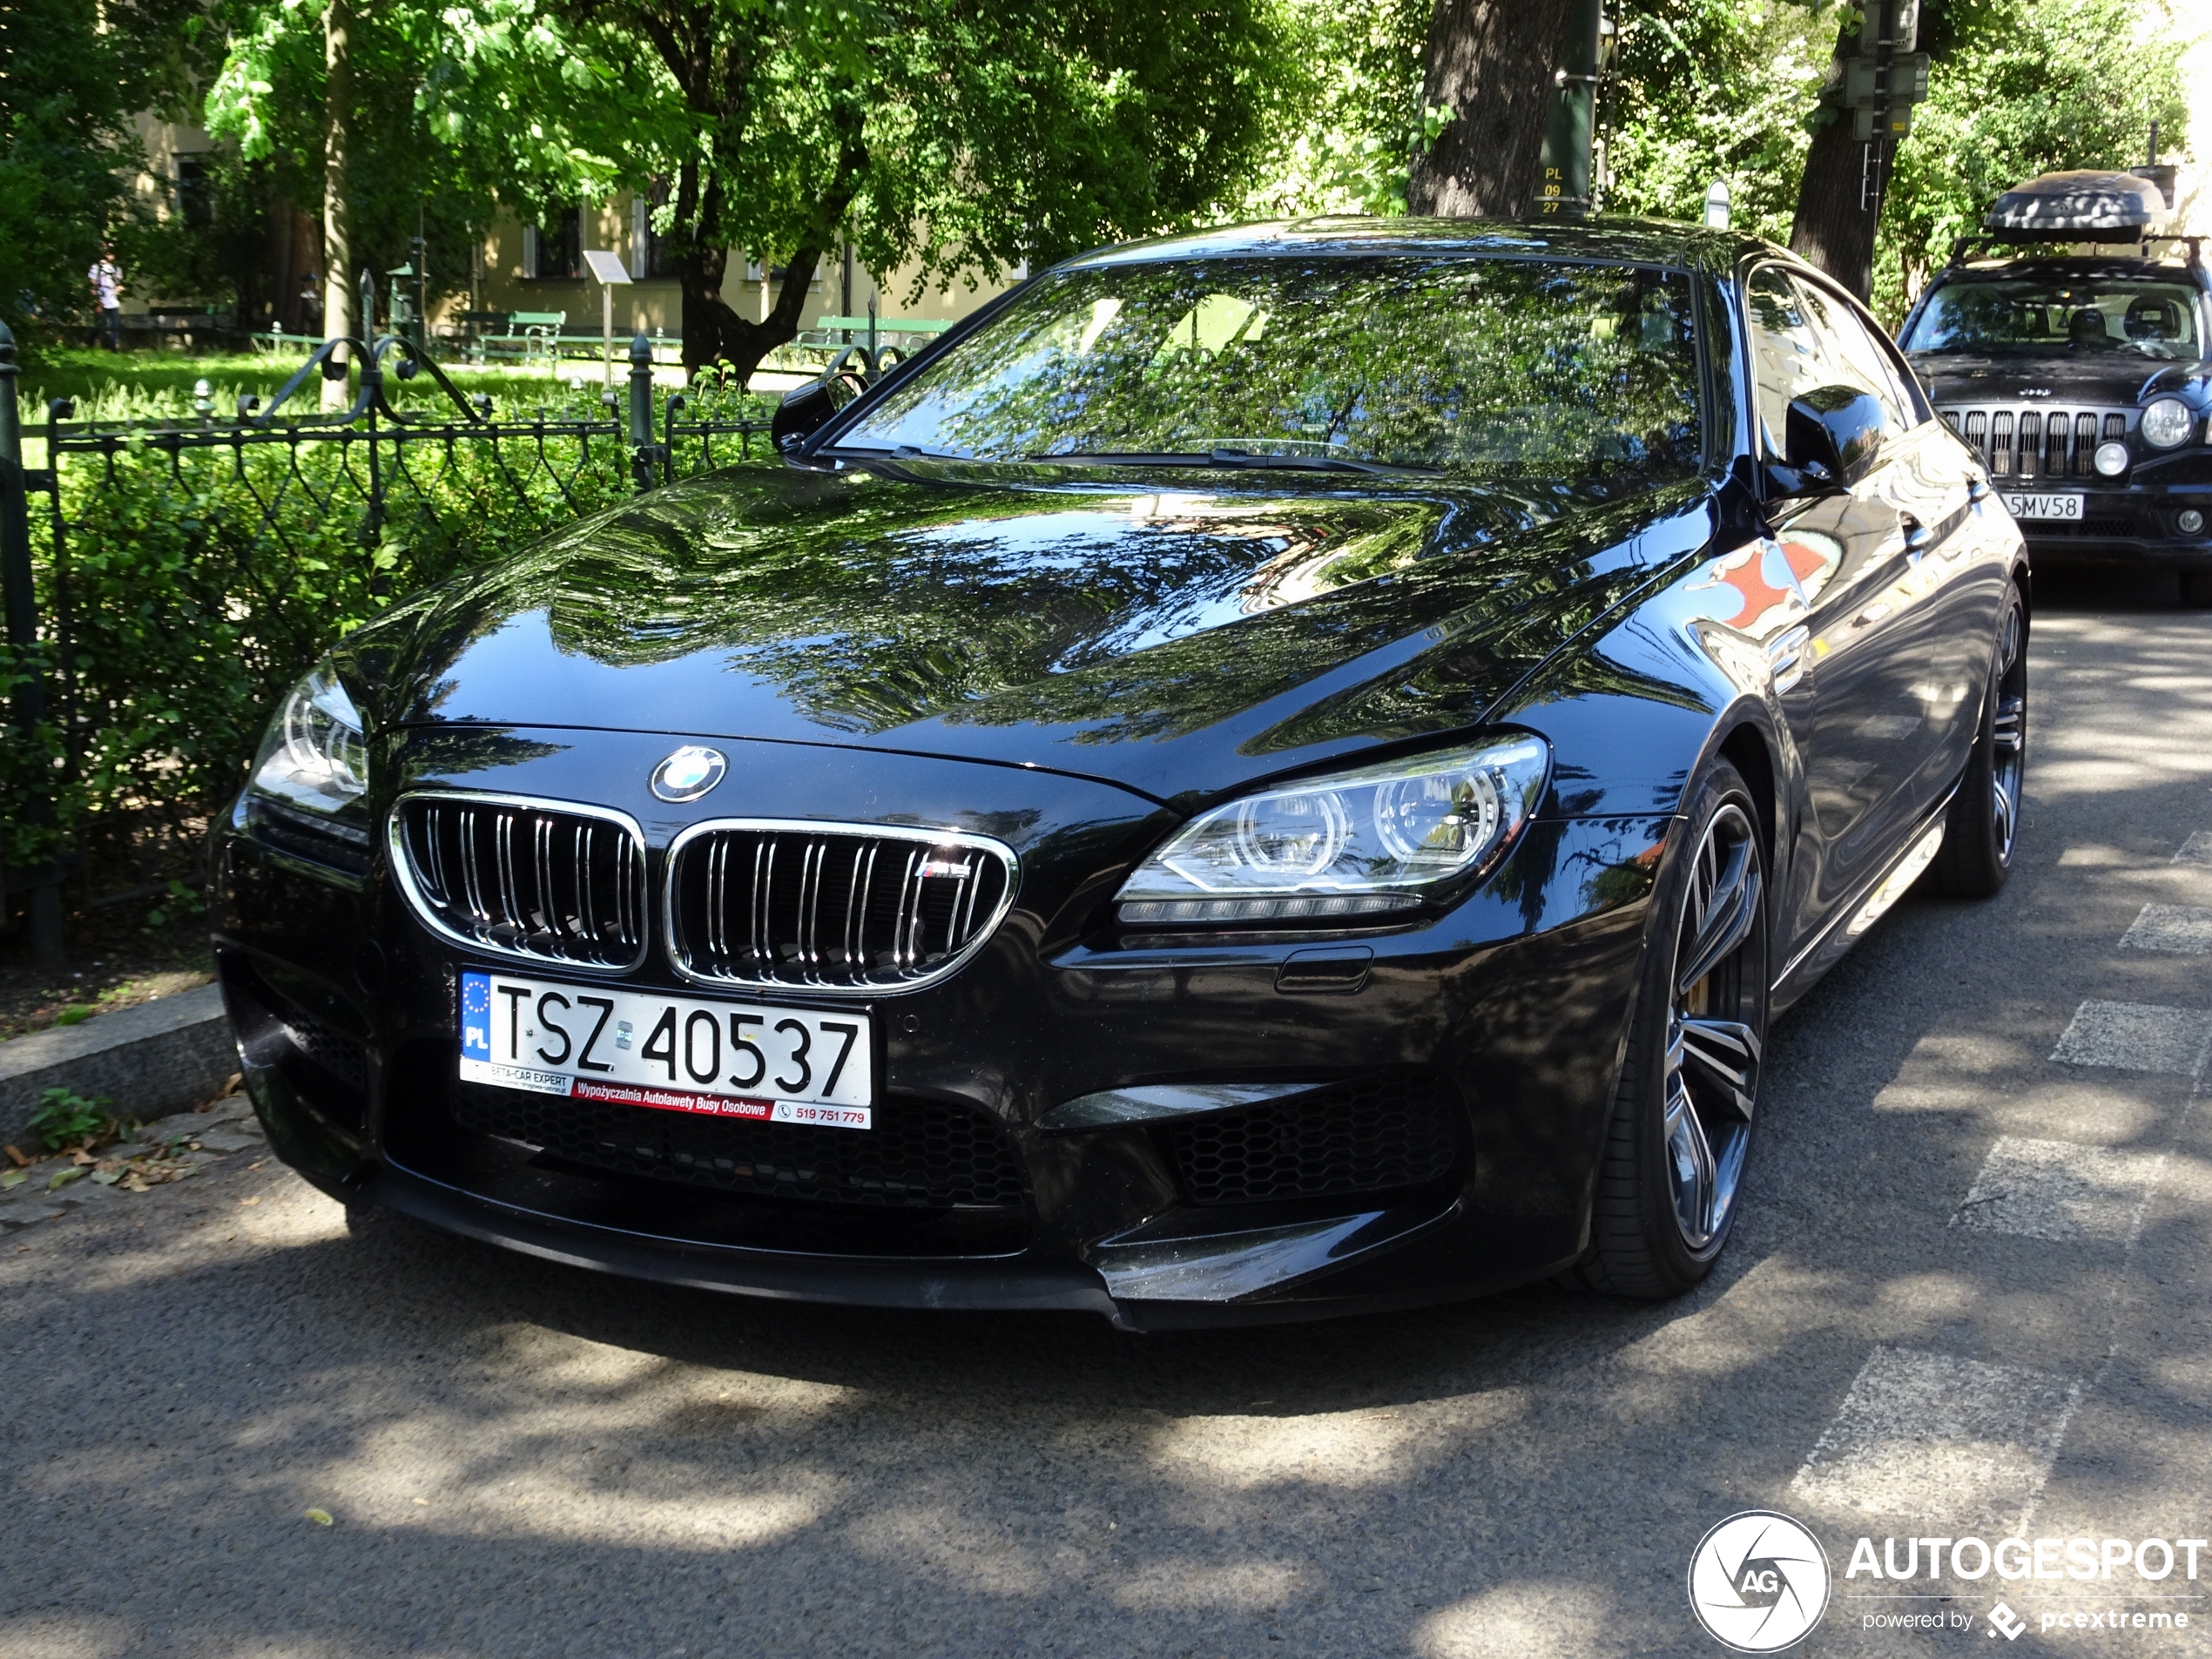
1162;1076;1462;1206
393;794;648;971
451;1080;1028;1210
1941;405;2128;479
669;821;1015;992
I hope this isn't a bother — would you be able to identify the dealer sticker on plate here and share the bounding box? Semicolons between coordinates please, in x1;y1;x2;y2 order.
2001;491;2083;521
459;969;874;1130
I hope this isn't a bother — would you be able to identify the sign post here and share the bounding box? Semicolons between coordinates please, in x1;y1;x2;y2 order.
583;249;634;387
1535;0;1614;219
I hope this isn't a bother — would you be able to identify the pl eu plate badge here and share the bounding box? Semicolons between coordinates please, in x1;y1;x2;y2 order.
461;971;494;1062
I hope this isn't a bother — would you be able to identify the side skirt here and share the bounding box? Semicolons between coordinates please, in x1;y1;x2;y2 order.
1769;777;1961;1015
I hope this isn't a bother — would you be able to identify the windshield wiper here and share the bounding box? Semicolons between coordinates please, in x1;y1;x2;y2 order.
1030;447;1442;476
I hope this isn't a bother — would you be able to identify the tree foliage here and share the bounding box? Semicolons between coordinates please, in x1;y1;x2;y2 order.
206;0;1297;377
0;0;207;329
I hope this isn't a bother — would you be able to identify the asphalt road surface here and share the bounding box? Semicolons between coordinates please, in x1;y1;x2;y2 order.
4;572;2209;1659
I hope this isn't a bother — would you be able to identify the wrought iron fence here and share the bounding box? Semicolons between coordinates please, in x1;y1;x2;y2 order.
0;314;773;962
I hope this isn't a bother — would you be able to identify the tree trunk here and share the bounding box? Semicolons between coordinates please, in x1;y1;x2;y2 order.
320;0;353;409
1406;0;1573;218
1788;16;1888;301
678;244;824;387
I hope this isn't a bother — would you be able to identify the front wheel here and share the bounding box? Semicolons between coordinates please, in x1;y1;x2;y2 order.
1929;583;2027;898
1569;761;1770;1298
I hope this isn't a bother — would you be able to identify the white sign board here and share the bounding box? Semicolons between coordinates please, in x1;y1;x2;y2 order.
583;249;632;285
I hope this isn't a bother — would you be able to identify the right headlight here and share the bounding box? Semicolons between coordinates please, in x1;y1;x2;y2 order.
2141;396;2195;450
1114;735;1549;926
244;659;370;844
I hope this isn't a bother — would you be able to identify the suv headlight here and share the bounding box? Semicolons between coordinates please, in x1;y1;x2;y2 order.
246;660;368;836
2141;396;2195;450
1115;736;1549;925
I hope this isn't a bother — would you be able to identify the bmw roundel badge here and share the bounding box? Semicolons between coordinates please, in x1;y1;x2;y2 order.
649;745;727;803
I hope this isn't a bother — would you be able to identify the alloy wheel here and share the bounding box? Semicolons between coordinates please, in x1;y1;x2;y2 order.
1663;802;1766;1252
1989;604;2027;865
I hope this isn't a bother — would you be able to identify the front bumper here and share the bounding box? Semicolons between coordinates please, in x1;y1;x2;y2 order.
2005;485;2212;570
211;729;1669;1328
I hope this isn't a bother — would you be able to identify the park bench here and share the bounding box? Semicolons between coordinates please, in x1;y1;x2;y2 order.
786;315;953;378
481;311;567;366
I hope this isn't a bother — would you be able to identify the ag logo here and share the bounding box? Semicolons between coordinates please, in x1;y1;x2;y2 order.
1688;1511;1831;1652
650;745;727;803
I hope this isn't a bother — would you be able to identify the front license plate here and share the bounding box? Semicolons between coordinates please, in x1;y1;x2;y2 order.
459;970;874;1129
2002;491;2084;521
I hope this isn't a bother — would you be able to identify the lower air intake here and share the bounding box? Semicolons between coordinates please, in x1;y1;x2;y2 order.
1163;1076;1462;1206
451;1081;1028;1211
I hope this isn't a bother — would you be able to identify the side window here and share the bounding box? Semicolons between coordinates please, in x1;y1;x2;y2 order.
1793;277;1912;433
1744;266;1831;460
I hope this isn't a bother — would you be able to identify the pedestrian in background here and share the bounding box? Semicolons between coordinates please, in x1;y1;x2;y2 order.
87;246;124;349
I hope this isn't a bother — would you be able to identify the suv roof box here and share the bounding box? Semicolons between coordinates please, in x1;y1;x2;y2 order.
1983;170;2171;240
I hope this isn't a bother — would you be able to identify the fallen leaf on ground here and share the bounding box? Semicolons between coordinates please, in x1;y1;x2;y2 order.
239;1197;261;1208
304;1508;334;1527
89;1170;120;1186
0;1170;25;1190
46;1168;85;1191
3;1146;27;1168
121;1175;150;1193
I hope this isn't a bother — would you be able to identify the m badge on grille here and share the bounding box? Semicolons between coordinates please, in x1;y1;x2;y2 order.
651;745;728;803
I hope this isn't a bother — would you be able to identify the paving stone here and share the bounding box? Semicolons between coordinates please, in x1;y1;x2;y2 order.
1791;1346;2080;1531
191;1123;265;1155
2048;999;2212;1074
2175;829;2212;864
135;1106;246;1146
1953;1136;2167;1243
2118;904;2212;955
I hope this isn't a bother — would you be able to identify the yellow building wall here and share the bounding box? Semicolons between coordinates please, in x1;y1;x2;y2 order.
459;190;1020;339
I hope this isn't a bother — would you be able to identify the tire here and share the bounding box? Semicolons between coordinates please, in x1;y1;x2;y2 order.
1929;583;2027;898
1569;761;1770;1299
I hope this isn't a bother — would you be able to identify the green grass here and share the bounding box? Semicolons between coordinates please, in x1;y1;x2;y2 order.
22;347;691;428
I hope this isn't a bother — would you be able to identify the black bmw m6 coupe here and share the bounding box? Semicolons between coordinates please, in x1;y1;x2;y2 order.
214;219;2028;1327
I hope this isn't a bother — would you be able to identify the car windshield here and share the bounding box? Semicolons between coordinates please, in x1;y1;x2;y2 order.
1902;275;2202;360
837;255;1703;489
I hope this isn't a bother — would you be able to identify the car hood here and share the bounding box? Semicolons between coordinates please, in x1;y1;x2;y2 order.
353;460;1711;806
1907;348;2212;405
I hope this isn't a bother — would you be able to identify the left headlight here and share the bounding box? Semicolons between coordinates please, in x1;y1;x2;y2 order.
246;660;368;830
2141;396;2195;450
1114;735;1549;926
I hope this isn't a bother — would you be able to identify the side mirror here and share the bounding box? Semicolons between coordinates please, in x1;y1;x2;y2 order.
771;375;858;453
1772;384;1885;495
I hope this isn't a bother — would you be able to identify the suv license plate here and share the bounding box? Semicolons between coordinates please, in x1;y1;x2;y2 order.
2002;492;2083;521
458;969;874;1130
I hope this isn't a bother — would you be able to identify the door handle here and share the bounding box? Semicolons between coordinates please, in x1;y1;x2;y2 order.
1767;624;1811;694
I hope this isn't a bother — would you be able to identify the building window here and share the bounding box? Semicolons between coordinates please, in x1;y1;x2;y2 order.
631;181;682;280
526;207;581;280
176;155;213;230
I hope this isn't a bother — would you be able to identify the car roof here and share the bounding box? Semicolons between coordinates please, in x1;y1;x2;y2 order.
1057;215;1771;274
1928;254;2209;287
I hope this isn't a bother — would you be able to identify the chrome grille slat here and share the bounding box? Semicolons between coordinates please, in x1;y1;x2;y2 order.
391;793;648;972
668;820;1017;995
1937;403;2134;482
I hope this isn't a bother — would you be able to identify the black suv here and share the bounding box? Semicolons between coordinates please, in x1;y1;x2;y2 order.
1898;170;2212;599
